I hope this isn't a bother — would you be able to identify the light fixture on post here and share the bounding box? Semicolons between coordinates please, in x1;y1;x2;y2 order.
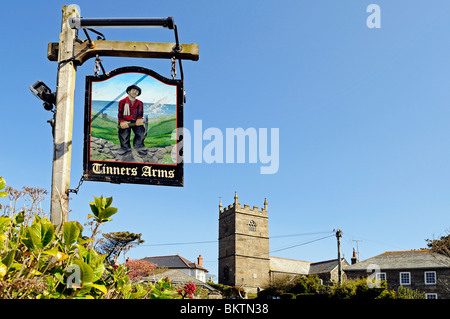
29;80;56;111
29;80;57;135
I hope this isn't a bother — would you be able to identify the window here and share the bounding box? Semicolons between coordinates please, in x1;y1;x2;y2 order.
426;293;438;299
400;272;411;285
424;271;436;285
248;220;256;232
376;272;386;282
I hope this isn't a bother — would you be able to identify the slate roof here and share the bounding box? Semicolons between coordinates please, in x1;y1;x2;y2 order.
310;259;346;275
345;250;450;271
142;254;208;272
270;256;346;275
270;257;310;275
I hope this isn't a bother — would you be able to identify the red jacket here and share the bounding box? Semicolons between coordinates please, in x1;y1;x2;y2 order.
118;97;143;123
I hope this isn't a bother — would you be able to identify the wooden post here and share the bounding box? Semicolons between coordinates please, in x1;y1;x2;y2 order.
47;40;199;64
50;5;79;229
46;6;199;229
336;229;343;284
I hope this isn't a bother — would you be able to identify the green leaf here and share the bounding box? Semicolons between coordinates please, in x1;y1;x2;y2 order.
0;192;7;198
0;262;7;279
40;221;55;248
42;247;59;256
63;222;81;247
95;196;103;210
89;203;99;217
102;207;118;221
84;249;106;282
75;295;95;299
105;196;113;208
2;249;16;268
72;260;94;285
22;224;43;251
76;237;92;246
0;177;6;190
0;216;11;229
91;261;105;283
13;212;24;225
85;283;107;294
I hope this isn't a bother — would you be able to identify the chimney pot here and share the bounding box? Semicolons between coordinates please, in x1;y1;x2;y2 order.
351;248;358;265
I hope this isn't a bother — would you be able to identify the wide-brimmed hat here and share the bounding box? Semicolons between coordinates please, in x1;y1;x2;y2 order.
126;84;142;96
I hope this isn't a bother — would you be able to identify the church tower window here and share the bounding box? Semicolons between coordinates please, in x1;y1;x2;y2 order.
248;220;257;232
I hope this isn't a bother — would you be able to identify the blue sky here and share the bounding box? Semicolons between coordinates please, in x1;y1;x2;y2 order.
1;1;450;279
92;72;177;104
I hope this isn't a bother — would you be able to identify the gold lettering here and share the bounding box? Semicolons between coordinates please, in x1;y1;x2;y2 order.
141;166;176;179
92;163;103;174
142;166;152;177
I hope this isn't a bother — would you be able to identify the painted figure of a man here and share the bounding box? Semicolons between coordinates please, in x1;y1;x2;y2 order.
117;85;148;155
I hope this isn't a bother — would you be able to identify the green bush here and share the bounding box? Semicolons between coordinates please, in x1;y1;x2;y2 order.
395;285;425;299
290;275;324;294
206;281;246;299
0;178;182;299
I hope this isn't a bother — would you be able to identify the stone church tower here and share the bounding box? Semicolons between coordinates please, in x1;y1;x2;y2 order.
218;192;269;293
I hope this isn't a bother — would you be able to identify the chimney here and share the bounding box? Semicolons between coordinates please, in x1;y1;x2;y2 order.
197;254;203;267
351;248;358;265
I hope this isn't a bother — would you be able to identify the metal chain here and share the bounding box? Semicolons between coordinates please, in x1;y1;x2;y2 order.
67;175;85;195
94;54;102;76
171;56;177;79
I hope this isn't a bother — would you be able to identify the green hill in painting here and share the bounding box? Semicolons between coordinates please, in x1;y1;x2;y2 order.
90;111;176;148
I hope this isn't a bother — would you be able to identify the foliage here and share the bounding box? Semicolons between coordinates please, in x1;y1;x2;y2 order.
374;285;425;299
257;274;426;300
394;285;426;299
0;180;141;299
426;231;450;259
125;259;157;281
0;192;112;298
328;278;386;299
87;196;118;224
290;275;324;294
259;275;327;299
0;177;8;198
148;276;179;299
177;282;196;299
207;281;246;299
98;231;144;263
0;178;197;299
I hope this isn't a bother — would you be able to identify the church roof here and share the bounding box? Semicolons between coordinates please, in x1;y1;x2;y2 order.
269;256;311;275
270;256;347;276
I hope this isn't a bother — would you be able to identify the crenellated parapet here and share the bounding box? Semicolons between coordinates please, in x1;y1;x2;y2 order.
219;192;268;216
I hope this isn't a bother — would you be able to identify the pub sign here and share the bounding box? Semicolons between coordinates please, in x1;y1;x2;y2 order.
83;66;183;186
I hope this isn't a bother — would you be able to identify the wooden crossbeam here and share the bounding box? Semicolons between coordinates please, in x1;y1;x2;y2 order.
47;39;199;65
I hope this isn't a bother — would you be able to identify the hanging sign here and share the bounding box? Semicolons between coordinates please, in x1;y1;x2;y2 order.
83;66;183;186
